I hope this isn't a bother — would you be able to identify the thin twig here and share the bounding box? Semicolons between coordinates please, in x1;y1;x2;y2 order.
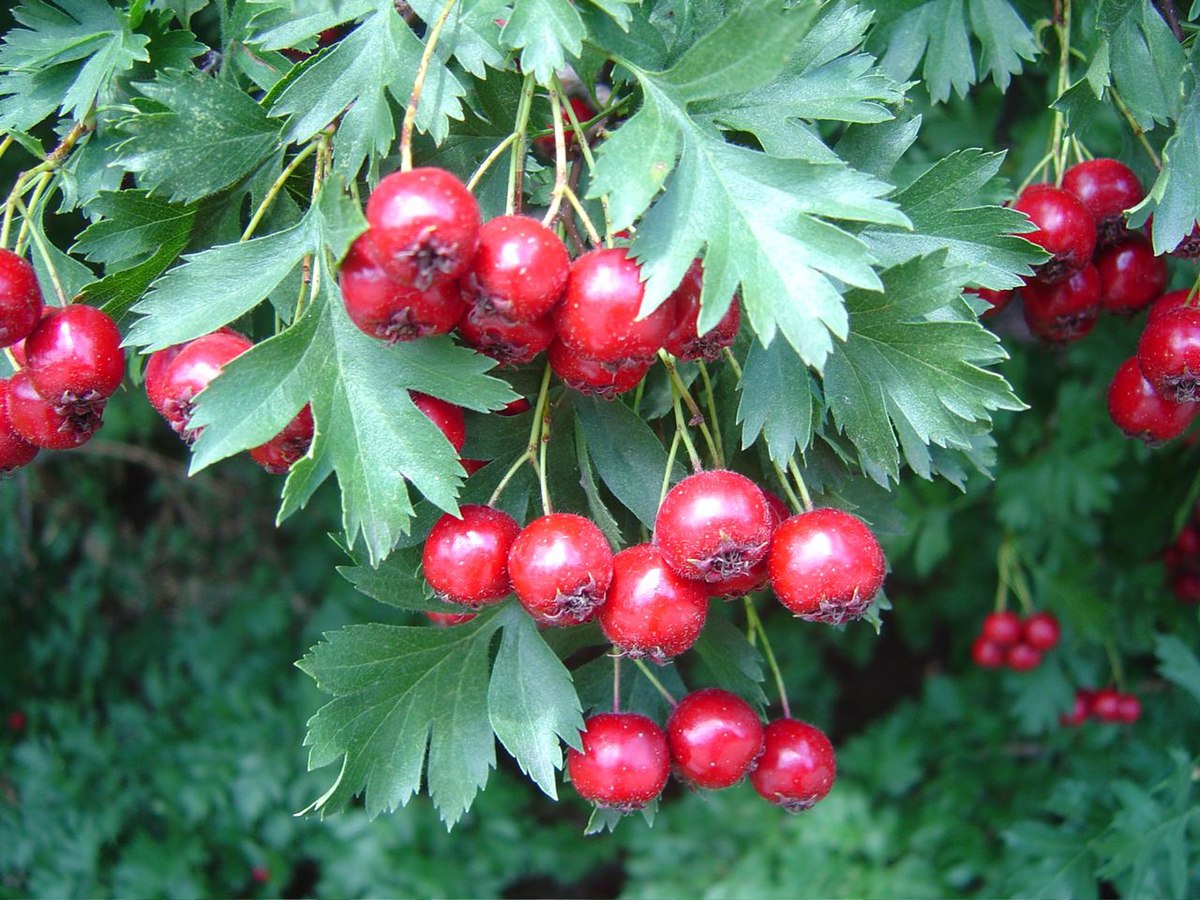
400;0;459;171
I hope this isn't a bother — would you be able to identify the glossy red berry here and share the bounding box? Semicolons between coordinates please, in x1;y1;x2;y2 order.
365;168;481;289
1021;611;1060;652
411;391;466;454
749;718;836;812
1096;238;1168;315
981;610;1022;647
967;287;1014;317
340;232;465;342
1061;158;1144;246
971;636;1006;668
548;341;651;398
705;490;788;599
1148;290;1193;325
1091;687;1122;722
24;304;125;404
1173;571;1200;604
249;404;314;474
1116;693;1142;724
662;260;741;362
1107;357;1197;443
507;513;614;626
1020;264;1101;343
458;306;555;366
1005;642;1042;672
1137;307;1200;403
0;378;38;473
1013;184;1097;284
143;343;185;417
667;688;764;790
567;712;670;811
1060;690;1094;726
158;331;254;440
6;369;101;449
422;504;520;606
463;216;570;323
599;543;708;662
425;610;477;627
556;248;677;363
0;249;44;348
654;470;772;588
768;508;886;624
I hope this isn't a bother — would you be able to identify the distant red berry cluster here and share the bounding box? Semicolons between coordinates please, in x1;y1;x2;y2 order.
971;610;1060;671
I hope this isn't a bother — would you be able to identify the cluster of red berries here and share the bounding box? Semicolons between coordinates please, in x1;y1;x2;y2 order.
142;329;314;474
0;249;126;474
566;696;835;813
1162;510;1200;604
970;610;1060;671
1060;687;1142;726
339;167;741;399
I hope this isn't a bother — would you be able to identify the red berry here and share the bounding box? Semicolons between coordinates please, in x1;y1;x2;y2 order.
1021;611;1060;652
654;470;772;587
458;306;555;366
1096;238;1168;315
981;610;1022;647
1005;642;1042;671
1107;357;1197;443
533;96;595;156
410;391;466;454
1091;687;1122;722
1020;264;1101;343
967;287;1014;317
0;249;43;348
144;343;185;417
1013;184;1097;284
249;404;314;474
8;710;26;731
1061;158;1144;247
7;369;101;449
158;331;254;441
507;513;614;626
499;397;531;416
567;712;670;811
1174;571;1200;604
666;688;764;790
462;216;570;323
662;260;740;362
548;341;651;398
1116;693;1142;724
705;491;789;599
971;635;1006;669
422;505;520;606
1169;223;1200;259
365;168;481;289
599;543;709;662
768;508;886;624
24;304;125;403
556;248;677;363
1060;689;1094;726
0;378;39;473
250;866;270;884
1148;290;1194;325
425;610;477;627
340;232;465;342
1137;307;1200;403
749;718;836;812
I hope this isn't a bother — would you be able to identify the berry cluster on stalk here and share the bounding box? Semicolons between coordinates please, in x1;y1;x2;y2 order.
1162;507;1200;604
971;610;1060;671
1060;687;1142;727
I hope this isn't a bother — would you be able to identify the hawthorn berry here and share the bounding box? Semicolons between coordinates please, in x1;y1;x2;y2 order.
158;331;254;440
365;168;481;289
981;610;1022;647
1060;690;1094;726
6;369;101;449
1174;571;1200;604
1091;688;1122;722
422;505;520;606
340;232;465;342
458;306;555;366
507;513;614;626
8;710;26;731
555;248;677;363
425;610;477;627
971;636;1006;669
462;216;570;323
24;304;125;404
705;489;789;599
548;341;651;398
533;95;595;157
567;712;670;811
1020;264;1101;343
768;507;886;624
1061;158;1144;246
1005;642;1042;672
0;378;38;473
654;469;773;587
1147;289;1193;325
749;718;836;812
666;688;764;790
249;404;314;474
1013;184;1096;284
1107;358;1197;443
1116;693;1142;724
0;249;43;348
599;543;709;662
411;391;467;454
1021;611;1060;652
1096;238;1168;315
1168;222;1200;259
661;260;741;362
1137;307;1200;403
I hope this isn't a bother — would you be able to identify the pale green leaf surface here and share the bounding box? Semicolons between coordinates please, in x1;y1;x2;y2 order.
501;0;585;85
736;338;815;463
71;190;195;266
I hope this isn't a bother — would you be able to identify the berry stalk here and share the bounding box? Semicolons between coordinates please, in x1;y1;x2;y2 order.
743;596;791;720
507;73;537;216
400;0;460;172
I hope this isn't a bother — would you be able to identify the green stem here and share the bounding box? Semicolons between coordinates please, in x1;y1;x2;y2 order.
538;391;553;515
612;652;621;712
1104;639;1126;691
466;133;517;192
561;184;602;246
553;76;612;243
697;361;725;464
1111;87;1162;170
488;364;552;507
16;197;67;305
994;537;1012;613
659;350;721;467
541;88;568;228
722;346;743;381
632;658;678;707
770;460;804;514
506;73;536;216
660;429;681;506
1048;0;1072;185
400;0;459;172
241;140;319;242
744;597;790;719
13;171;52;258
671;386;703;472
787;458;814;512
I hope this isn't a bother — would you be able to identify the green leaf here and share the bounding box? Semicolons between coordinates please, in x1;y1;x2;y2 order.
112;68;280;204
1136;90;1200;255
297;612;502;826
1106;0;1184;129
71;190;195;266
864;149;1047;290
692;615;767;707
574;396;683;529
247;0;376;51
574;418;625;550
500;0;585;86
83;237;192;323
823;254;1023;485
736;339;815;463
1155;634;1200;706
338;547;468;613
967;0;1038;92
487;605;585;799
407;0;508;79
